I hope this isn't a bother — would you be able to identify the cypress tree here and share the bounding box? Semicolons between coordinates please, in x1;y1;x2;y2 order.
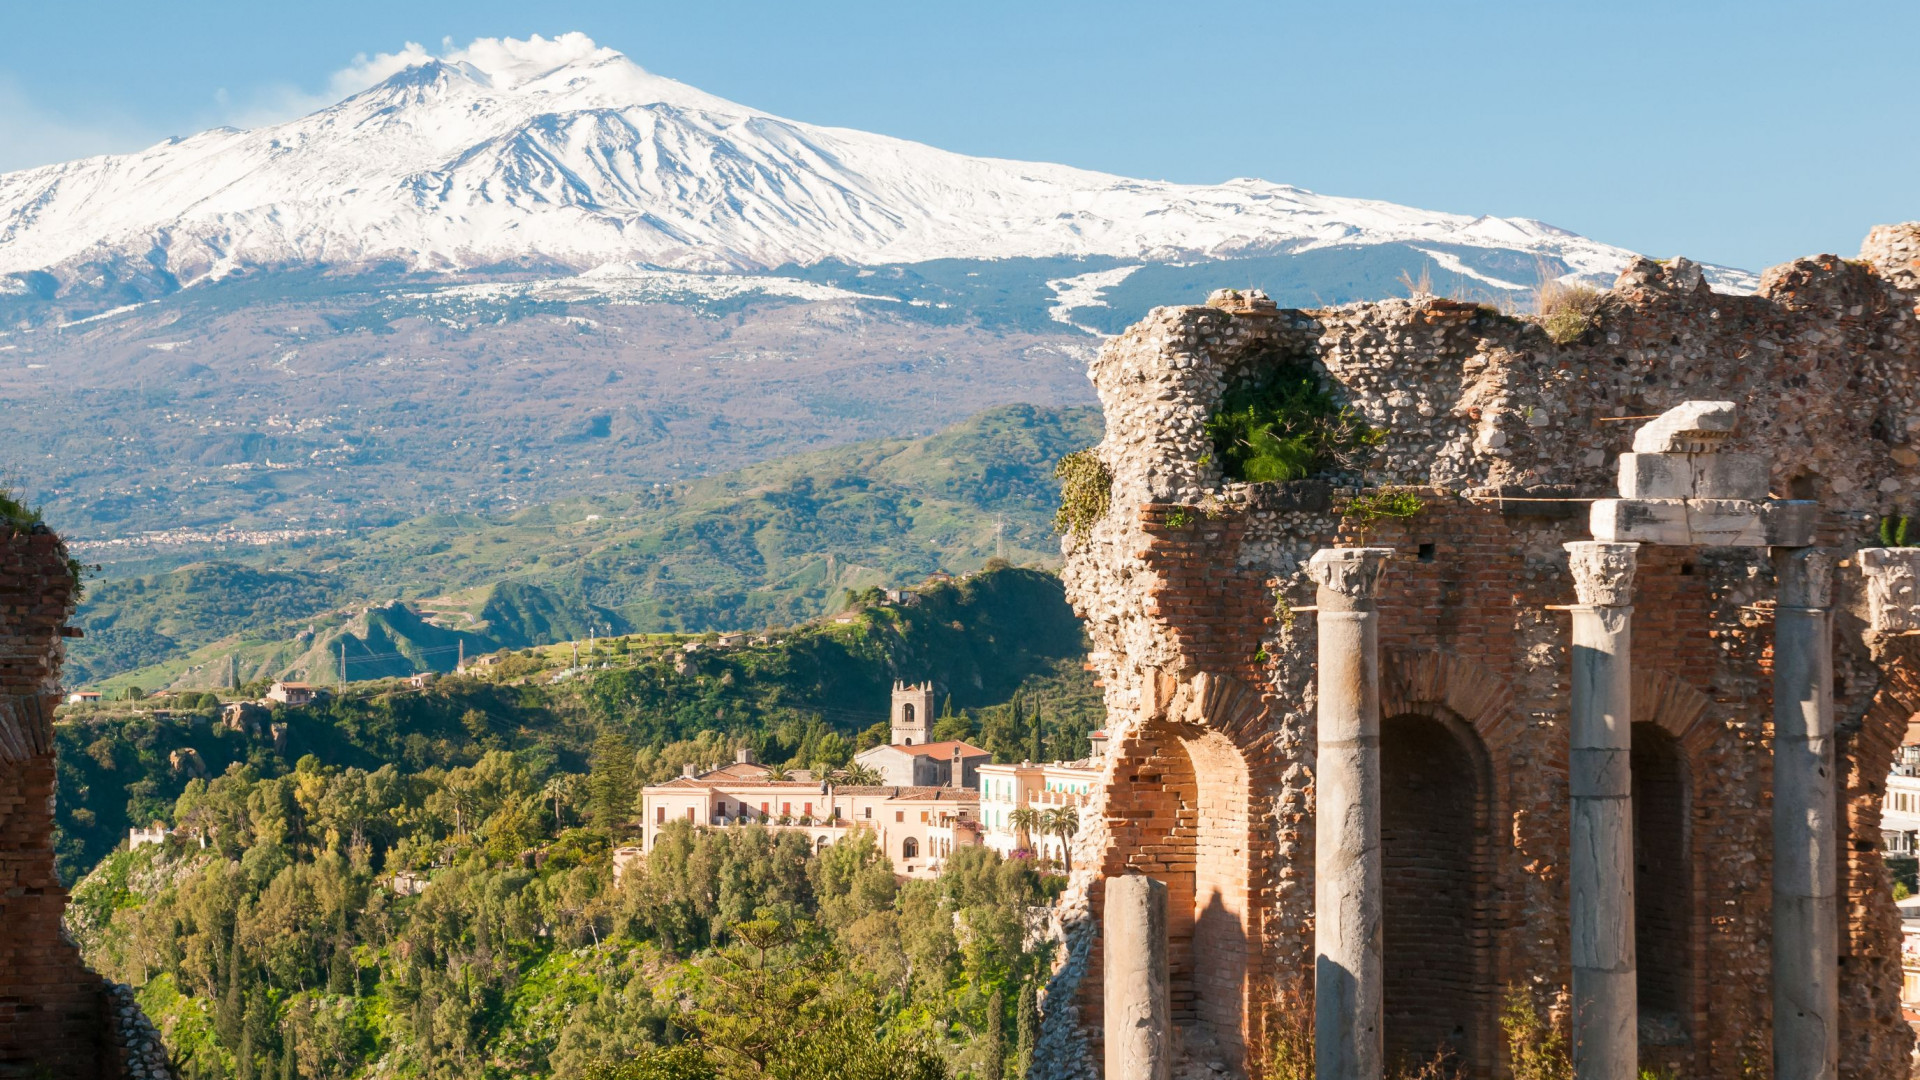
1016;980;1039;1077
984;986;1006;1080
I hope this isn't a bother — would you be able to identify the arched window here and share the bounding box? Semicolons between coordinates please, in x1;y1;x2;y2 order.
902;703;915;723
902;837;919;859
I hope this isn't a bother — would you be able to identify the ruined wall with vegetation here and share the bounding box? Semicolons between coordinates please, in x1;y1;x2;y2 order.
0;524;174;1078
1036;224;1920;1080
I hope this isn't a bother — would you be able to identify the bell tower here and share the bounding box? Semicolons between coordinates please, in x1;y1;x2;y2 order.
890;681;934;745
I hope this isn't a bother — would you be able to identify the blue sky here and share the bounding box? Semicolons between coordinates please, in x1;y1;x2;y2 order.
2;0;1912;271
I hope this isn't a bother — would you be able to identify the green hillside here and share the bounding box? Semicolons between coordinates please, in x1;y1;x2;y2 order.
66;403;1101;690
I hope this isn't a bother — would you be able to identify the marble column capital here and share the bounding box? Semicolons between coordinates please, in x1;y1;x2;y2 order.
1775;547;1834;610
1565;541;1639;608
1307;547;1393;610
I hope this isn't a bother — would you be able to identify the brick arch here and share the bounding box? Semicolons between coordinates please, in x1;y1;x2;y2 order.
1380;648;1525;755
1838;639;1920;1077
1085;669;1276;1072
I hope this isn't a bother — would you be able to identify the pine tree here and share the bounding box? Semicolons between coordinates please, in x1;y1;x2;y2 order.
1016;980;1039;1078
1029;710;1044;764
588;731;638;832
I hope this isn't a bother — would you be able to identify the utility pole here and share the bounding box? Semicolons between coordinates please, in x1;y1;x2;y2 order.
339;642;346;693
571;640;580;671
457;640;464;673
995;516;1006;560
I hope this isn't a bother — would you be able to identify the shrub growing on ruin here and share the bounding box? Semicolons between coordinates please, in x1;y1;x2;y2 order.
1053;449;1112;541
1205;362;1384;483
1535;273;1607;346
1879;514;1916;547
1499;984;1571;1080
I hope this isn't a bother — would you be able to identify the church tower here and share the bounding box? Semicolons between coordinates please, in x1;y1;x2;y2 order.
890;681;935;745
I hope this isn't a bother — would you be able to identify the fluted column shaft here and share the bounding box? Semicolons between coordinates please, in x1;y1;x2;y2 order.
1310;547;1392;1080
1565;541;1639;1080
1772;548;1837;1080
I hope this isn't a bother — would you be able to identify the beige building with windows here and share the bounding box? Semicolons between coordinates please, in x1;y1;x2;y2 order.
976;740;1104;866
638;752;980;879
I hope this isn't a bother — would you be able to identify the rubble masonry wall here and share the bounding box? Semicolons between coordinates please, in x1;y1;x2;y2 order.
1038;226;1920;1080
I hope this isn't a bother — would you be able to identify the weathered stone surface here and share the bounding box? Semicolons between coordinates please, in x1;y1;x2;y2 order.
1312;548;1387;1080
1772;548;1838;1080
1040;224;1920;1080
1106;876;1172;1080
1616;452;1769;500
1589;497;1816;547
1629;400;1738;454
1858;548;1920;633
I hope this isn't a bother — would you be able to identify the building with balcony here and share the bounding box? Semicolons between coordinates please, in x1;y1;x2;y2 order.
637;751;980;879
976;742;1105;867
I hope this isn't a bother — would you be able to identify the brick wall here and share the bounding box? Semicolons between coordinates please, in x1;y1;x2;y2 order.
1043;233;1920;1080
0;527;163;1078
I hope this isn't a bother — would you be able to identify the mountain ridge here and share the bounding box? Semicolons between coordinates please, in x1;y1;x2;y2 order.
0;32;1739;297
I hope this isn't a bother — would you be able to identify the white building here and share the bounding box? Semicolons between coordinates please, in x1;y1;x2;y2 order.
977;749;1103;867
1886;745;1920;855
638;750;979;879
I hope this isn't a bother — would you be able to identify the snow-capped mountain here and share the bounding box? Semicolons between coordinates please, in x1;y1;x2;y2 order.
0;33;1677;291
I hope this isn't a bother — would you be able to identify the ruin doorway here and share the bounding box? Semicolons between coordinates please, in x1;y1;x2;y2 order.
1381;712;1492;1075
1108;721;1255;1069
1631;721;1693;1051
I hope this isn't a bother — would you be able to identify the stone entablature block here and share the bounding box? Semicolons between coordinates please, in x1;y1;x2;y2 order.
1590;496;1818;547
1617;452;1769;500
1592;401;1812;548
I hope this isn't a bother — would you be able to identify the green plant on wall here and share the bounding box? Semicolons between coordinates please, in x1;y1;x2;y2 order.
1053;449;1112;541
1879;514;1917;547
1339;490;1425;543
1163;508;1194;529
1204;361;1384;483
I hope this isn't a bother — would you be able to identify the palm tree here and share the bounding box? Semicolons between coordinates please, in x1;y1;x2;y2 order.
1008;806;1042;852
836;762;884;786
764;762;792;782
1041;806;1080;874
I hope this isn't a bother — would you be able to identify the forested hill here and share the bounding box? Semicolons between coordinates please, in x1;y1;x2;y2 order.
56;562;1097;1078
66;403;1102;691
54;563;1100;883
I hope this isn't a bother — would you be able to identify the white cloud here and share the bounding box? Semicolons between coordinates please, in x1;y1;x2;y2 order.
216;40;438;128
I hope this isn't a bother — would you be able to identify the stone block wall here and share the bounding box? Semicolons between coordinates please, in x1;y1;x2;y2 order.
0;527;172;1078
1037;225;1920;1080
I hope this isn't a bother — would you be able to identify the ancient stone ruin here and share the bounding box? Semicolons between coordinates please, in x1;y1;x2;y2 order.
1040;224;1920;1080
0;527;172;1078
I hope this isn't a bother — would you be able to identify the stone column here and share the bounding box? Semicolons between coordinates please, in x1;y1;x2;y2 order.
1772;548;1837;1080
1105;874;1171;1080
1564;541;1639;1080
1309;547;1392;1080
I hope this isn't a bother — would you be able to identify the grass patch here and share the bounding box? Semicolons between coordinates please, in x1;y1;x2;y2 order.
1534;266;1607;346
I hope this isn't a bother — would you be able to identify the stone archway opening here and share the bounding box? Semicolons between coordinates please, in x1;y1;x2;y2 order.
1108;719;1256;1069
1381;711;1492;1076
1631;721;1693;1050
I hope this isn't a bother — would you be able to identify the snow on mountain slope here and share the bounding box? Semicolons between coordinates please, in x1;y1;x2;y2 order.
0;33;1688;288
